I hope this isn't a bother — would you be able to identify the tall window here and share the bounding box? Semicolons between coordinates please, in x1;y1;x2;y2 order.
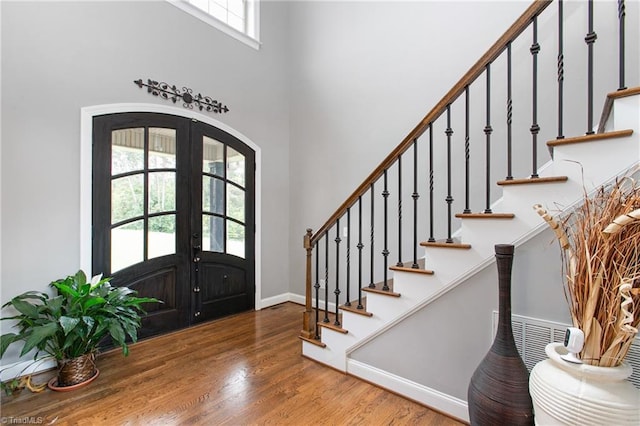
188;0;245;33
169;0;259;49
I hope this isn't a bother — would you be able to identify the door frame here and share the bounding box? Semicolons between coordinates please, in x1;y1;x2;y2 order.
80;103;263;309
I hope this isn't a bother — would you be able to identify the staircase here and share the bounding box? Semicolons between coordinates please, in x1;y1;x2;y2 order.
299;0;639;422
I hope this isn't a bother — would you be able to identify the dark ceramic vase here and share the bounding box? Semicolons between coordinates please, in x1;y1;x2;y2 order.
467;244;533;425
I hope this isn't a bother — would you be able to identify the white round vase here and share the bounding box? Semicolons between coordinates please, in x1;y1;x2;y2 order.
529;342;640;425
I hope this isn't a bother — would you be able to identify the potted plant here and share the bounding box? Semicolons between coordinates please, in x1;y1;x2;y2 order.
1;270;159;391
530;175;640;424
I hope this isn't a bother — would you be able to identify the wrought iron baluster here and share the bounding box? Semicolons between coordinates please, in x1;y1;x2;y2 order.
323;230;329;323
618;0;626;91
530;16;541;177
445;105;454;243
345;208;351;307
557;1;565;140
357;196;364;309
334;219;341;326
484;65;493;214
397;156;403;267
585;0;597;134
314;242;320;339
464;86;471;214
506;43;514;180
369;183;375;288
382;169;390;291
412;139;419;269
428;124;435;243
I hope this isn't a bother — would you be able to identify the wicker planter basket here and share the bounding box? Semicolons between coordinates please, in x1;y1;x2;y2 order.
56;353;97;387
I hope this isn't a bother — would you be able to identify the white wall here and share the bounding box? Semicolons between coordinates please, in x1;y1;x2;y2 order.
287;0;532;296
0;0;290;366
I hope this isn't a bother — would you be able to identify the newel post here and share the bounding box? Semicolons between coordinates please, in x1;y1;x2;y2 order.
300;228;315;339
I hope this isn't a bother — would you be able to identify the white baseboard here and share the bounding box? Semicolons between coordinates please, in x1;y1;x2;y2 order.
261;292;336;313
287;293;306;306
347;358;469;423
258;293;294;309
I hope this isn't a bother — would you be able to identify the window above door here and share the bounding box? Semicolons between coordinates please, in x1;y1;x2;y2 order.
168;0;260;50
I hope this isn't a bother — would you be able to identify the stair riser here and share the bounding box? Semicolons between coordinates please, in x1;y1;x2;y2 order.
613;96;640;132
551;136;639;189
341;310;384;336
418;248;484;283
500;180;583;228
321;328;358;351
302;340;346;371
365;292;420;320
391;272;443;300
459;219;531;256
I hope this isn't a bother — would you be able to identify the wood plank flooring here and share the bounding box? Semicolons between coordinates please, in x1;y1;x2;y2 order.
1;302;464;425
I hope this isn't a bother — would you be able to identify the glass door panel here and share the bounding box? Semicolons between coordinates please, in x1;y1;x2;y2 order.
111;220;144;272
148;172;176;213
227;147;245;186
227;221;245;258
149;128;177;168
200;135;247;259
112;128;144;173
202;176;225;215
111;175;144;223
226;184;245;222
203;137;224;174
148;215;176;259
202;214;224;252
109;126;178;273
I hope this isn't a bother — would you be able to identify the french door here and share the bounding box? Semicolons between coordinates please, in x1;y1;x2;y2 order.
92;112;255;338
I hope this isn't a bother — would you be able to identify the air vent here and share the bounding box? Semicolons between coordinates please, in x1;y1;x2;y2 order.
492;312;640;389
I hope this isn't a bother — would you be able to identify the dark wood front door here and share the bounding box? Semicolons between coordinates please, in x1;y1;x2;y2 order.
92;113;255;338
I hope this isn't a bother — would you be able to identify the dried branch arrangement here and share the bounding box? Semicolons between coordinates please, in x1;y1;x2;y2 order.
534;175;640;367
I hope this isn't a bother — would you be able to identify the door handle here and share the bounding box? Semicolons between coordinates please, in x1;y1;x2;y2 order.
193;244;201;263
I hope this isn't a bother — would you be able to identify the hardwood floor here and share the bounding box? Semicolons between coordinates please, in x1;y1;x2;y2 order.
1;303;464;425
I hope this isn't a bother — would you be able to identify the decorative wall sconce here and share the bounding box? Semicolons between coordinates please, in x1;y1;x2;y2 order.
134;78;229;114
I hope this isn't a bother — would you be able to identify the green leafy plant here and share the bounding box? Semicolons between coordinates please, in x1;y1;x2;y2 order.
0;270;159;362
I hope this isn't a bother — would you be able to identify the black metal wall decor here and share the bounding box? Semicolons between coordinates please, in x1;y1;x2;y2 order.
134;79;229;114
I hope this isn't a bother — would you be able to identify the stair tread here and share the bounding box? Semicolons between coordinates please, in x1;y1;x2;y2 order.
340;298;372;317
420;239;471;249
547;129;633;147
455;212;515;219
317;320;348;334
389;264;434;274
607;86;640;100
299;335;326;348
497;175;568;186
389;258;434;274
316;312;349;335
362;279;401;297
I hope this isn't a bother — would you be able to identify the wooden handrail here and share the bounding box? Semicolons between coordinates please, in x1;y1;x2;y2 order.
309;0;553;245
